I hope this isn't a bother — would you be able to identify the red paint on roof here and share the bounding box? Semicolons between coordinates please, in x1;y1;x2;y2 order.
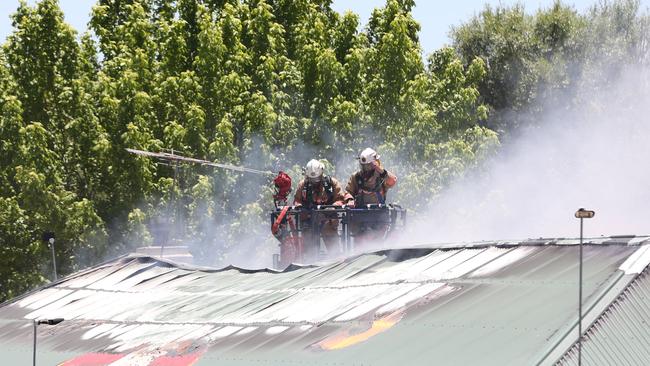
59;352;125;365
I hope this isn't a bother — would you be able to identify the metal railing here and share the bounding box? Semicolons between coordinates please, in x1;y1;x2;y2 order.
271;204;407;267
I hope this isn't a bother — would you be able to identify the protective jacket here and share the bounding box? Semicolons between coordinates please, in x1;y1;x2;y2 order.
345;169;397;206
293;176;345;207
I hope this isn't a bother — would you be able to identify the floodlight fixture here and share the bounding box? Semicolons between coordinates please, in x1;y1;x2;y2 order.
574;208;595;219
33;318;64;366
37;318;64;326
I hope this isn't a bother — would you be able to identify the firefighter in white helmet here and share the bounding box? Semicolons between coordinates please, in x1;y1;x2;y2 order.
344;148;397;207
293;159;345;253
344;148;397;246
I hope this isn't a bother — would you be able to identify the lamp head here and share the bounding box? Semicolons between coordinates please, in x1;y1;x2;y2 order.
575;208;595;219
37;318;64;325
41;232;55;242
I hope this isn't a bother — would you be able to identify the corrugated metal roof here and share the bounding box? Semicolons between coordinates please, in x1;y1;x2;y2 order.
0;236;648;366
556;260;650;365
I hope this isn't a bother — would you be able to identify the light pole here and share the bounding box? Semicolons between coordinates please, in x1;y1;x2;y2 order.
41;232;57;281
32;318;64;366
574;208;595;366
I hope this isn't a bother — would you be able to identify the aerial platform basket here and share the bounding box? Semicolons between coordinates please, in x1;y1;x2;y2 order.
270;204;407;268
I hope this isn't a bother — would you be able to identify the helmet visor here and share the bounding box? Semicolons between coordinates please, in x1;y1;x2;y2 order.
360;162;374;172
306;175;322;184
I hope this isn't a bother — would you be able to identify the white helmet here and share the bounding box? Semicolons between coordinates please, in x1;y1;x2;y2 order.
358;148;379;172
304;159;324;183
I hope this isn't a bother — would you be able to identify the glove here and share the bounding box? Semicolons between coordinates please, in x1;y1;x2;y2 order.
373;160;385;174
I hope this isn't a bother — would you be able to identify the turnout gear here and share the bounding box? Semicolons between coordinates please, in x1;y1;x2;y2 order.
275;161;346;256
293;163;345;253
346;148;396;207
292;176;345;254
345;148;397;247
295;157;343;207
345;169;396;206
294;176;345;208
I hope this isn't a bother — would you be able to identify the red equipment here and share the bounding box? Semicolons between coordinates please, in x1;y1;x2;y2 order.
271;172;303;267
273;171;292;205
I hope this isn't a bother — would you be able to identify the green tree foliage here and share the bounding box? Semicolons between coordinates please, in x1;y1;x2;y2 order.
0;0;502;301
451;0;650;135
1;0;109;302
0;197;44;302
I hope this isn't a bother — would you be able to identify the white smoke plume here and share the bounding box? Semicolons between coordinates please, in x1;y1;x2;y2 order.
406;64;650;245
111;43;650;268
117;65;650;269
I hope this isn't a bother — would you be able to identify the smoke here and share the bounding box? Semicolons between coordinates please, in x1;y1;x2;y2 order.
105;65;650;269
199;134;336;269
406;64;650;245
101;48;650;268
217;131;400;268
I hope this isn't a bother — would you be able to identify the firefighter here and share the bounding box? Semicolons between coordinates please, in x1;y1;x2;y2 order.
294;159;345;253
344;148;397;246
